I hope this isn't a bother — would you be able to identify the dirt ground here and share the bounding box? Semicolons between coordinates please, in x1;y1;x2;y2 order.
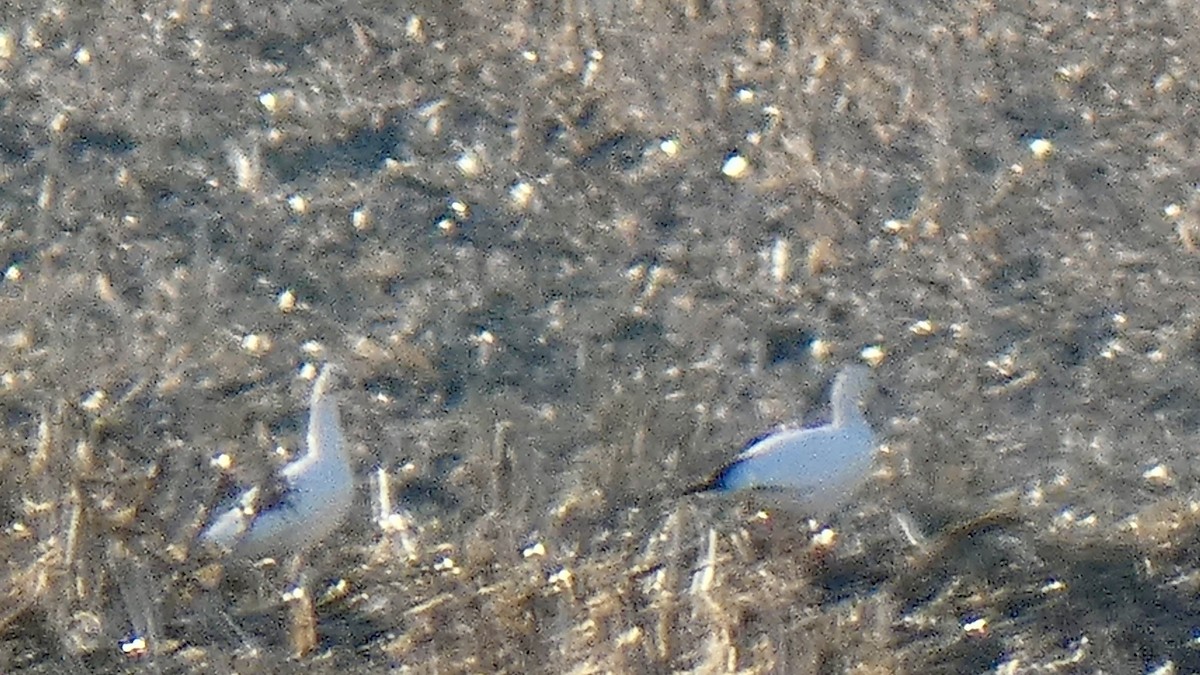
2;1;1200;672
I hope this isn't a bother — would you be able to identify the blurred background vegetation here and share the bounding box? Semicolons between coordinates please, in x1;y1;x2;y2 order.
2;0;1200;672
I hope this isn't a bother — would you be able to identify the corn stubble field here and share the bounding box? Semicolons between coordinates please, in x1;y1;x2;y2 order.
2;0;1200;672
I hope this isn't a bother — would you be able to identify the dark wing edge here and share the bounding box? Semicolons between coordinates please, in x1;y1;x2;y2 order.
681;462;737;496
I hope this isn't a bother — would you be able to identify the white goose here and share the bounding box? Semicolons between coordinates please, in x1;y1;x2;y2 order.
693;365;877;513
201;364;355;560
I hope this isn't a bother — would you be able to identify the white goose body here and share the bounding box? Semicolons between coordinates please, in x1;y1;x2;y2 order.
201;364;354;560
702;365;877;511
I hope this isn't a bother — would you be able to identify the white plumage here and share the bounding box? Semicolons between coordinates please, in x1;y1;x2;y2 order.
201;364;355;560
696;365;877;512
